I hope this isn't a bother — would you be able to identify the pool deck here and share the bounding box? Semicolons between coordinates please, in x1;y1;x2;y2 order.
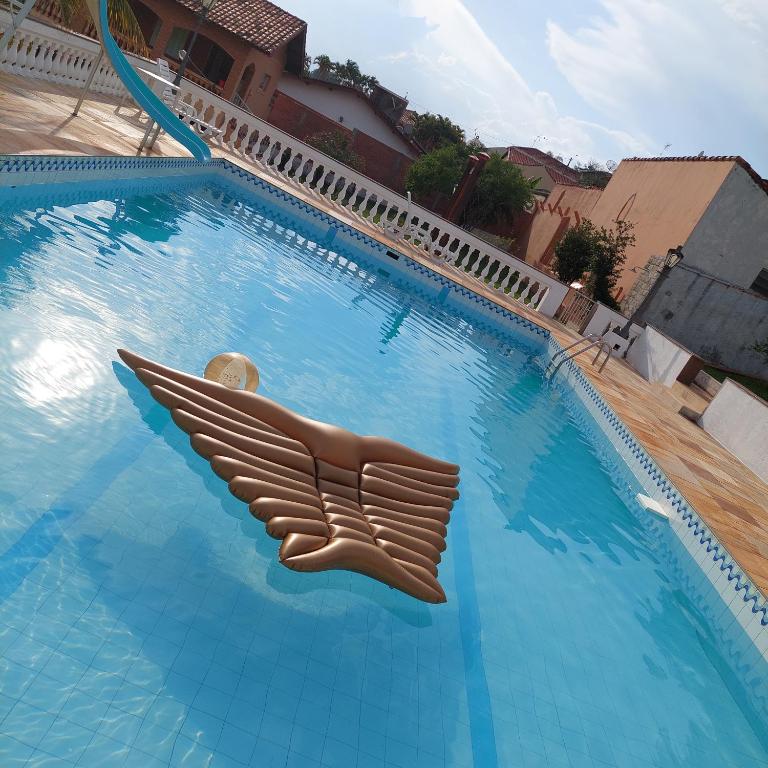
2;72;768;599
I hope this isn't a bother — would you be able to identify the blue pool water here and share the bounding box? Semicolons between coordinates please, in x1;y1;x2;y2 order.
0;174;766;768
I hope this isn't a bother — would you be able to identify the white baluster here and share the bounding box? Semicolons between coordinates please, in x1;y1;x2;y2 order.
15;34;31;75
40;39;55;79
70;53;85;86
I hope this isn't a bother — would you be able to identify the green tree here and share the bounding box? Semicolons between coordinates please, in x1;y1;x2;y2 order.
553;220;600;285
405;143;465;201
586;219;635;307
313;54;332;78
575;159;612;189
56;0;148;54
412;112;466;151
463;154;536;228
553;218;635;307
306;130;365;172
309;55;378;94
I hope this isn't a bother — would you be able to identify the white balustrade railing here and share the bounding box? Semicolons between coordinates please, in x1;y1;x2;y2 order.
0;11;125;96
0;11;570;316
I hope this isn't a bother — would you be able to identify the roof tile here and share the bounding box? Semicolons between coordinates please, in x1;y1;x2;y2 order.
504;146;580;185
623;155;768;195
175;0;306;54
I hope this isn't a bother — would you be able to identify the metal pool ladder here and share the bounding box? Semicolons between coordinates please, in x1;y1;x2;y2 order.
545;334;612;381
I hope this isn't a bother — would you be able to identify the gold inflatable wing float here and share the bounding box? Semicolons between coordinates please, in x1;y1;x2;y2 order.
118;350;460;603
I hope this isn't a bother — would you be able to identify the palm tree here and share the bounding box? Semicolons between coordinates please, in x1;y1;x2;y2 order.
312;53;332;80
56;0;148;55
341;58;361;87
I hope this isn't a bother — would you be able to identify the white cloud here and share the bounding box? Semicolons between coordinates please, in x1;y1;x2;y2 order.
547;0;768;131
394;0;650;162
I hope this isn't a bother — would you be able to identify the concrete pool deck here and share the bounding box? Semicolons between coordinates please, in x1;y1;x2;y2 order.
2;72;768;599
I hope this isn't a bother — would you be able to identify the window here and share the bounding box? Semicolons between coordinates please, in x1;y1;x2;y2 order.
164;27;190;59
127;0;162;48
258;73;272;92
750;267;768;298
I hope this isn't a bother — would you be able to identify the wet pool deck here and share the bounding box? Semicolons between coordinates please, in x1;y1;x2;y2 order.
2;72;768;600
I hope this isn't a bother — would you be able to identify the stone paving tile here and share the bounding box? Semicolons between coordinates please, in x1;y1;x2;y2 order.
2;72;768;599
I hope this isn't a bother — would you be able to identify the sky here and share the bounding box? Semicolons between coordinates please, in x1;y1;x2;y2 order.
281;0;768;176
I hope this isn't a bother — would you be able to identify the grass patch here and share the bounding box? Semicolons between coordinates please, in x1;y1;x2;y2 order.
704;366;768;402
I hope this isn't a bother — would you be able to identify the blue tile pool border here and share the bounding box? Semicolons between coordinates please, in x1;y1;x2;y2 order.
2;153;766;662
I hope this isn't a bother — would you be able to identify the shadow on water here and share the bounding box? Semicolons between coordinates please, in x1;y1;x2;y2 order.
91;193;185;245
474;368;647;565
634;581;768;765
113;361;433;629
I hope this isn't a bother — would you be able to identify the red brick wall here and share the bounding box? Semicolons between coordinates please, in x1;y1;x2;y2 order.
124;0;281;114
267;91;413;193
267;90;353;143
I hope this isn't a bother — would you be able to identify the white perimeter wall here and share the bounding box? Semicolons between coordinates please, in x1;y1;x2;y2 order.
278;75;416;158
626;325;692;386
699;379;768;482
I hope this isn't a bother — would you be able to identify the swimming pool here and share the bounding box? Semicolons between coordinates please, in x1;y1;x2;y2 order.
1;162;767;768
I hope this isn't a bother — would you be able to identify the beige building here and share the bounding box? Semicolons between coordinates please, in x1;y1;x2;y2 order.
520;156;768;302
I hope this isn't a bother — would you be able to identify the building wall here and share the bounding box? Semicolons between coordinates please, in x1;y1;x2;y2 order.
267;89;353;143
634;262;768;378
236;49;287;117
267;90;414;192
682;163;768;289
129;0;283;116
620;253;666;317
508;163;553;192
277;75;417;157
518;185;603;267
586;159;734;295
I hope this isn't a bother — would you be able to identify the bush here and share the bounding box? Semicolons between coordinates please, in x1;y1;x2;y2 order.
463;154;536;229
586;219;634;307
405;144;465;202
307;131;365;172
553;218;635;307
553;221;599;285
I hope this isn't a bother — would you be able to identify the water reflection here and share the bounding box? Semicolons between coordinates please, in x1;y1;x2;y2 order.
634;583;768;766
473;365;646;564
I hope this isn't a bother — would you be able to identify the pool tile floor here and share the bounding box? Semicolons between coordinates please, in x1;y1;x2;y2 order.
1;71;768;602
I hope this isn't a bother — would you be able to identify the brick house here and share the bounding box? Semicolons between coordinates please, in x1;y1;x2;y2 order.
125;0;306;115
71;0;305;117
267;74;421;193
32;0;306;115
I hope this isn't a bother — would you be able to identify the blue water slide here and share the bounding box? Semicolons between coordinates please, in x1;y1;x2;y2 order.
87;0;211;162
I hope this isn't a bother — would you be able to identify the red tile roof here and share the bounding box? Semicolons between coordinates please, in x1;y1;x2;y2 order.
623;155;768;195
547;167;581;186
504;146;581;185
175;0;306;54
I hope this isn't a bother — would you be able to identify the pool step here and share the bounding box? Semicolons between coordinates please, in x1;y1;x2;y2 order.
636;493;672;520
